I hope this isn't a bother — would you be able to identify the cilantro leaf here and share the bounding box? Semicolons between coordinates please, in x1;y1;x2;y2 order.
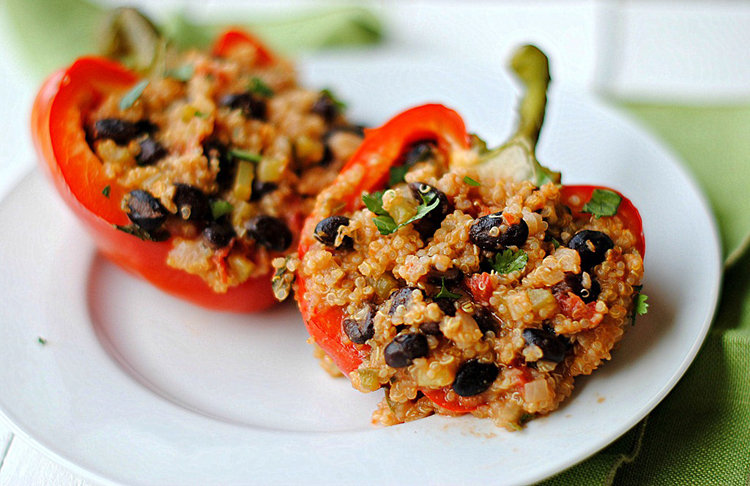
229;149;262;163
362;190;440;235
249;77;274;98
581;189;622;219
210;200;234;219
463;176;481;187
490;249;528;274
37;337;47;346
166;64;194;82
372;216;398;234
102;185;111;198
362;191;389;217
435;278;461;299
119;80;149;111
636;293;649;315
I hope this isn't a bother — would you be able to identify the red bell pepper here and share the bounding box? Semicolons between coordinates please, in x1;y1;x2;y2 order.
31;30;280;312
295;46;646;414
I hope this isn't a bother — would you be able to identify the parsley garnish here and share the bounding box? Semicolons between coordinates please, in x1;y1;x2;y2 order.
194;111;208;118
463;176;481;187
210;200;234;219
490;249;528;274
102;185;111;198
362;190;440;235
229;149;262;163
119;80;149;111
321;88;346;110
435;278;461;299
249;77;274;98
630;285;648;326
37;337;47;346
582;189;622;219
166;64;194;82
636;294;649;315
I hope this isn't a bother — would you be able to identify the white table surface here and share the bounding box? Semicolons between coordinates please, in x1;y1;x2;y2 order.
1;1;748;484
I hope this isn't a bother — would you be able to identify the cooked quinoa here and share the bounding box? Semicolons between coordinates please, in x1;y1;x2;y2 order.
296;141;644;430
87;40;362;292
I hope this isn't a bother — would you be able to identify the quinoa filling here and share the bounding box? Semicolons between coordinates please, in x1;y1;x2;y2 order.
297;139;644;429
87;41;362;292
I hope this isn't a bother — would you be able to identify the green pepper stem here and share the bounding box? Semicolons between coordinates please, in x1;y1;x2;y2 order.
510;45;550;147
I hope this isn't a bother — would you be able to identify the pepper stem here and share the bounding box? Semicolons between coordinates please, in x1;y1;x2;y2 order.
510;45;550;147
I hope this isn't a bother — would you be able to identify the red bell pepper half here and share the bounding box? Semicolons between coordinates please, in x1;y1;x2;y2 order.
31;30;280;312
295;46;645;413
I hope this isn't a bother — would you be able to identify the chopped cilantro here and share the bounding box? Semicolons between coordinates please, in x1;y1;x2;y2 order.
435;278;461;299
636;293;649;315
229;149;262;163
490;249;528;274
37;337;47;346
320;88;346;110
388;143;434;186
166;64;194;82
210;200;234;219
362;190;440;235
249;77;274;98
463;176;481;187
102;185;111;198
194;111;208;118
582;189;622;219
119;80;149;111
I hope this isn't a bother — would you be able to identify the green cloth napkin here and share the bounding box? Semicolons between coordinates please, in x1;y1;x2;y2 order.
2;0;382;81
542;105;750;485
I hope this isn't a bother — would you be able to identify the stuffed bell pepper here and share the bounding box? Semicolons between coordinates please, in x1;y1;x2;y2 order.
32;22;363;312
288;46;647;429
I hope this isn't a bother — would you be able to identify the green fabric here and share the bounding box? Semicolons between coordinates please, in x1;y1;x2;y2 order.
542;105;750;485
1;0;382;81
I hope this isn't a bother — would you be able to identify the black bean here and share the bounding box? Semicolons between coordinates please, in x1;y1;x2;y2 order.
312;93;338;123
343;304;375;344
419;321;442;336
314;216;352;249
173;184;211;222
249;179;278;201
388;287;422;315
469;212;529;251
426;267;463;286
473;307;499;336
384;333;429;368
522;328;568;364
568;230;614;271
220;92;267;120
552;273;601;304
136;137;167;166
202;219;236;249
435;298;456;317
92;118;141;145
403;141;436;166
408;182;451;239
452;360;499;397
127;190;167;231
245;215;292;252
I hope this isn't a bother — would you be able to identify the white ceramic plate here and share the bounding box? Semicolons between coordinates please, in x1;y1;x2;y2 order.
0;57;721;486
